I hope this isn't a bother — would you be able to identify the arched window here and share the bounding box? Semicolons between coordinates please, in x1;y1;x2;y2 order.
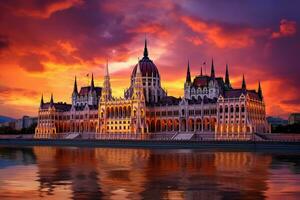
241;105;245;112
225;106;228;113
219;106;223;113
235;105;239;112
230;106;234;113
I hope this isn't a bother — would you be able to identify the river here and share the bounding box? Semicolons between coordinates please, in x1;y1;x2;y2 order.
0;146;299;199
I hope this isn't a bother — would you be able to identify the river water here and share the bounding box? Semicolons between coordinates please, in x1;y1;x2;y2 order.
0;146;299;199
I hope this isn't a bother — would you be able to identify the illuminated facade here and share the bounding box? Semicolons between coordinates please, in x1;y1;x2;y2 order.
35;40;269;140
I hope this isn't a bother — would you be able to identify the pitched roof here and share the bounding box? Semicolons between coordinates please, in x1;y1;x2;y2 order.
79;86;102;96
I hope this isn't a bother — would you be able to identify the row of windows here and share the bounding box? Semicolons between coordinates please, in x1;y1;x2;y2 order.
107;126;130;130
219;106;245;113
39;114;98;121
106;121;130;125
220;115;245;119
219;120;246;124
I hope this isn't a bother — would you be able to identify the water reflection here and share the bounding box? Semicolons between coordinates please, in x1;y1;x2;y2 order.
0;147;299;200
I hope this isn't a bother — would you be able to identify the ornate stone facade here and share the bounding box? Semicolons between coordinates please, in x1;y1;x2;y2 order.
35;40;269;140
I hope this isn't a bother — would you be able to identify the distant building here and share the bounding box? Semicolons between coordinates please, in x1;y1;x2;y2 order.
0;116;37;130
288;113;300;125
267;116;288;130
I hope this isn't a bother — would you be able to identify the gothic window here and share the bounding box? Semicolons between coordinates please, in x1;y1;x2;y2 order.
182;109;185;115
241;105;245;112
230;106;234;113
236;105;239;112
225;106;228;113
219;106;223;113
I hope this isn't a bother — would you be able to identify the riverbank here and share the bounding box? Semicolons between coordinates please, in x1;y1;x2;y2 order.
0;139;300;151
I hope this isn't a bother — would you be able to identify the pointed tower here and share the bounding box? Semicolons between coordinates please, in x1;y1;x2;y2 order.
186;60;191;83
242;74;246;90
211;58;215;78
133;60;145;100
40;94;44;108
258;81;263;100
101;61;112;101
225;64;231;88
50;93;54;107
132;60;146;134
200;66;203;76
73;76;78;94
72;76;78;106
90;73;95;91
143;39;148;58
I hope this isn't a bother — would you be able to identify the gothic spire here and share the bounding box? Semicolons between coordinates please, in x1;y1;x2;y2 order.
143;39;148;58
200;66;203;76
105;60;109;77
40;94;44;108
50;93;54;106
258;81;263;99
73;76;78;94
90;73;94;90
242;74;246;90
225;64;231;87
133;58;144;101
136;59;142;76
211;58;215;78
101;60;112;101
186;60;191;83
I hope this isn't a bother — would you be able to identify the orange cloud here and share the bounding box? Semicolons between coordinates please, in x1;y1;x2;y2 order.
185;36;203;46
181;16;263;48
13;0;83;19
271;19;297;39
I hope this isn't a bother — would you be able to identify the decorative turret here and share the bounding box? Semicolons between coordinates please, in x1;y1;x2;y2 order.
186;60;191;83
40;94;44;108
90;73;95;91
211;58;215;78
133;59;145;100
101;61;112;101
143;39;148;58
258;81;263;99
225;64;231;88
73;76;78;94
50;93;54;107
200;66;203;76
242;74;246;90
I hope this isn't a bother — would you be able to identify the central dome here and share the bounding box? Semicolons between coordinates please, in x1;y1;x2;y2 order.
131;40;160;78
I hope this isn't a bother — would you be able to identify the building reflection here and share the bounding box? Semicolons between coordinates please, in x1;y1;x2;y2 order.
33;147;102;199
32;147;272;199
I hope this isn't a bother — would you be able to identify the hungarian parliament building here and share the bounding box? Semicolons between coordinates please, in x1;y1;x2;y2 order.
35;41;269;140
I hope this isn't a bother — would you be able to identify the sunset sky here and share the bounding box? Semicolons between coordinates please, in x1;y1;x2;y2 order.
0;0;299;119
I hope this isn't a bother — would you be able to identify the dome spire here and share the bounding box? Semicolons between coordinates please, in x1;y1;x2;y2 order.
143;38;148;58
